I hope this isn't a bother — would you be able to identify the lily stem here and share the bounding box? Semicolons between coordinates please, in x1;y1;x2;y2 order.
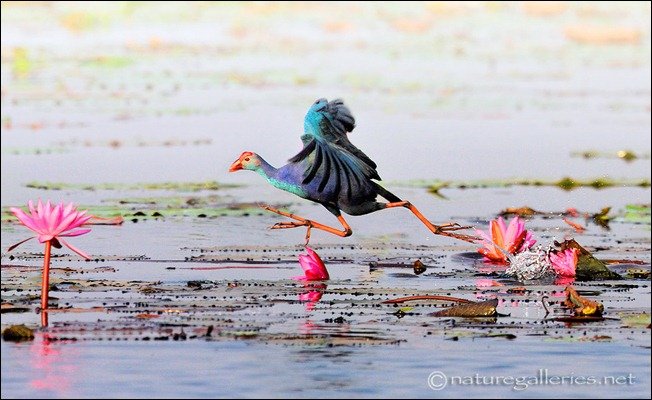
41;240;52;311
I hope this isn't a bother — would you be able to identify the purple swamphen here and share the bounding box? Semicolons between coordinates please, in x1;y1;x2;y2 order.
229;98;477;244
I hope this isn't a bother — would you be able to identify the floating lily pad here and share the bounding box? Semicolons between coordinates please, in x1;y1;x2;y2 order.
622;204;651;225
571;150;650;162
2;325;35;342
556;239;622;281
430;299;498;318
389;177;651;197
24;181;238;192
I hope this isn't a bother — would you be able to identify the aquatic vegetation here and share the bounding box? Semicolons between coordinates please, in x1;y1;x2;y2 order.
572;149;650;162
9;200;91;258
24;180;236;192
622;204;651;225
564;287;604;317
2;325;34;342
413;177;651;197
555;239;621;281
475;216;536;263
12;47;31;78
0;2;649;397
503;238;623;283
293;246;329;281
9;200;91;318
3;200;273;225
431;299;498;318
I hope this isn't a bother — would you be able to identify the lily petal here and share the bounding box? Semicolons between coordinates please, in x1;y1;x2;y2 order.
58;228;92;237
58;238;91;260
10;207;42;233
7;236;35;252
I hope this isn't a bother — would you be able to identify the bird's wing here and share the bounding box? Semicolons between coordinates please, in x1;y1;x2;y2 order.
288;99;381;196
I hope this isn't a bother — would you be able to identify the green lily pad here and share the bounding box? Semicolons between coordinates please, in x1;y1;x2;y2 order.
24;180;239;192
388;177;650;197
2;325;35;342
622;204;651;225
557;239;622;281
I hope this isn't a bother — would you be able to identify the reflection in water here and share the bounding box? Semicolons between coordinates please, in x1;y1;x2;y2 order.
299;320;317;336
29;334;78;396
298;283;326;311
475;278;504;287
554;276;576;286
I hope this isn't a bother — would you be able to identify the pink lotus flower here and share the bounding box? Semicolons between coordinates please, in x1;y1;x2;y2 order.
9;200;92;258
9;200;92;320
293;246;329;281
475;216;536;263
549;248;579;278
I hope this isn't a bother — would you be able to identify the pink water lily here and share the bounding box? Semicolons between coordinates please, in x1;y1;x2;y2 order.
549;248;579;278
9;200;92;259
475;216;536;263
293;246;329;281
9;200;92;319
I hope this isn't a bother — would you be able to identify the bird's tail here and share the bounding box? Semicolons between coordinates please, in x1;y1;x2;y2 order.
373;182;402;203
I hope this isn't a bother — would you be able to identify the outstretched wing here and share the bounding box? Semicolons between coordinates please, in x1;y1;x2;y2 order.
288;98;381;199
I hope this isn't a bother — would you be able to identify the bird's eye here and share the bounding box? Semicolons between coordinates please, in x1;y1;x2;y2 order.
244;157;250;162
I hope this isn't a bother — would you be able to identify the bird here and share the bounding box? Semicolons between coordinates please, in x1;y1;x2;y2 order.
229;98;478;244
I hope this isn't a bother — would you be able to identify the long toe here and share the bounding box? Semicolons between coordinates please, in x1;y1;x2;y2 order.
444;231;481;243
440;224;473;232
271;221;306;229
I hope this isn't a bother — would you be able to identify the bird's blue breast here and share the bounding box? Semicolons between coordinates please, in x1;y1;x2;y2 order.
268;164;309;198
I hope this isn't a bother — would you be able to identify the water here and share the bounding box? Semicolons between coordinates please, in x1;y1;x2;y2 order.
2;337;650;398
1;2;650;398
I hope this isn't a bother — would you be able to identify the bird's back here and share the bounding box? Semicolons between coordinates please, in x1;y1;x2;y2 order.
286;99;381;214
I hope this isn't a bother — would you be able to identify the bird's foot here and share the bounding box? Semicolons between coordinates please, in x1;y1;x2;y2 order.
387;201;480;243
270;220;313;245
432;222;472;233
261;204;306;222
271;221;309;229
432;223;480;243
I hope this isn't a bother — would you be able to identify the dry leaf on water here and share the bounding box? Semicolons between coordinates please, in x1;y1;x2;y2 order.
430;299;498;318
564;287;604;317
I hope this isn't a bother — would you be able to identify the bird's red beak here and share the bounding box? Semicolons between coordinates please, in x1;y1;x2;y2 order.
228;158;243;172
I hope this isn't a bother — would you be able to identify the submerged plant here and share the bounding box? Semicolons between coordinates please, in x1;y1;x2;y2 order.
9;200;91;313
475;216;536;263
293;246;329;281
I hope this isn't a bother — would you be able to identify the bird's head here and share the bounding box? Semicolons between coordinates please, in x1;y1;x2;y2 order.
304;98;328;134
229;151;261;172
309;98;328;112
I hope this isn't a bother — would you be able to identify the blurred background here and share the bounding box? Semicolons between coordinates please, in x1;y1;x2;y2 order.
1;1;650;205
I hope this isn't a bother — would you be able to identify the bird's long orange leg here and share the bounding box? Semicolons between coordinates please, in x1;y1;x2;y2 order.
385;201;480;244
261;205;352;245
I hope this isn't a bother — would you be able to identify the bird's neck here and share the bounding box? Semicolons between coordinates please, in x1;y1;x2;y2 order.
256;157;307;197
254;157;279;180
